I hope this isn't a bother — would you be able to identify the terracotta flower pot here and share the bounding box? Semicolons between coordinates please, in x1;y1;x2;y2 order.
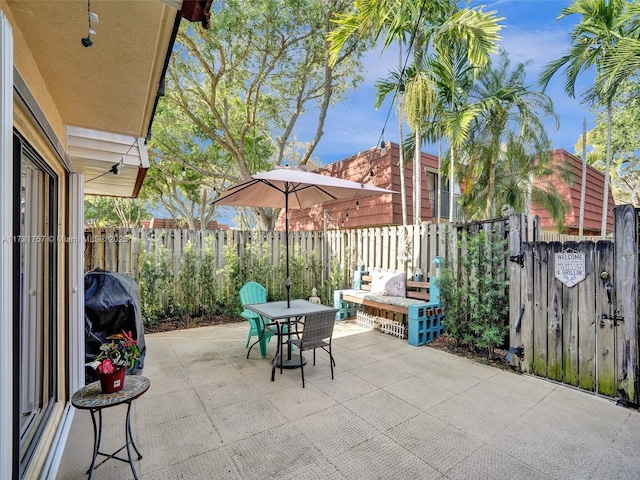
99;366;126;393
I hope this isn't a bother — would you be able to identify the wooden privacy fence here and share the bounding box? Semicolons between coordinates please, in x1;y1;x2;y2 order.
84;219;515;314
509;206;639;404
84;222;465;290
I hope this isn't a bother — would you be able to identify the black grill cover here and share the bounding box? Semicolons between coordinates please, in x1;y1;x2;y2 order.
84;269;146;382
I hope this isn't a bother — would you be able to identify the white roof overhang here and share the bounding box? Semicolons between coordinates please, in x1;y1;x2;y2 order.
6;0;183;197
66;126;149;197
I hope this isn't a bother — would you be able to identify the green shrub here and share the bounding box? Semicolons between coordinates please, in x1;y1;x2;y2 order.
138;231;345;323
438;256;466;341
199;246;219;317
439;226;509;358
219;238;326;312
177;241;198;316
138;237;173;325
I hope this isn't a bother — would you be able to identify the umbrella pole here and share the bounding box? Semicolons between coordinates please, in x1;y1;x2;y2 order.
285;193;291;308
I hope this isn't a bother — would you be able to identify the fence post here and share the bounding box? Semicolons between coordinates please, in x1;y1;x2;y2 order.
508;213;523;368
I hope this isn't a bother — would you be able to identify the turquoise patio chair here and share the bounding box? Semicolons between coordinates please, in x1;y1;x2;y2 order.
239;281;274;359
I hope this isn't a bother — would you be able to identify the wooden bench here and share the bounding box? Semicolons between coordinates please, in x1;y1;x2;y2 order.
333;272;444;346
342;275;430;309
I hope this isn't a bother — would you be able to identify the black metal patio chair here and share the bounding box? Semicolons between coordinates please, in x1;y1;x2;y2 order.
287;310;336;388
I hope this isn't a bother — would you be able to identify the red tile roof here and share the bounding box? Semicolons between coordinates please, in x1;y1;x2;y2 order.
534;149;614;234
144;218;229;230
277;145;614;234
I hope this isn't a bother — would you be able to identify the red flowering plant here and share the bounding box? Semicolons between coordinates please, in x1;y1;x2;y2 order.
90;331;141;374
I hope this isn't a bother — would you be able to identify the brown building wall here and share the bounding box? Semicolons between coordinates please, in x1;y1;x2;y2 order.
279;142;438;231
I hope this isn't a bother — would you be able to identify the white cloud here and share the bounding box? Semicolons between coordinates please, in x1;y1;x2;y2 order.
360;43;401;86
501;26;569;73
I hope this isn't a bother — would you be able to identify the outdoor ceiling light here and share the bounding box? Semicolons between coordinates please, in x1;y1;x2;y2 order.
82;0;98;48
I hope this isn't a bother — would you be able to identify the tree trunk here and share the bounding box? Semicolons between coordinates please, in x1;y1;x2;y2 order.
414;131;421;224
253;207;277;230
579;117;587;239
398;41;407;227
399;125;408;227
486;159;496;219
449;81;455;223
601;101;613;239
437;138;442;223
449;145;455;222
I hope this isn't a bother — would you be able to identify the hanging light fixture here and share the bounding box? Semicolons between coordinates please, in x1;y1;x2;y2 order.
81;0;98;47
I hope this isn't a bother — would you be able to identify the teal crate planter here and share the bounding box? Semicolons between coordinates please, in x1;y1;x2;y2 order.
407;303;444;346
333;290;364;320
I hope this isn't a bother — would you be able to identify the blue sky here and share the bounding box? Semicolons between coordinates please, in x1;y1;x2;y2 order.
312;0;596;165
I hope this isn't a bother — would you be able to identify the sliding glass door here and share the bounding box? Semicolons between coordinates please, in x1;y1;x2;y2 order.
13;132;58;476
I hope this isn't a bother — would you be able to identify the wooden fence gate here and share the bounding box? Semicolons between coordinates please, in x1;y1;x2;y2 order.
509;205;639;405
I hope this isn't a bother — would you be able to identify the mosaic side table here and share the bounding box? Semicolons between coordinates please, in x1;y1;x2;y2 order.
71;375;150;480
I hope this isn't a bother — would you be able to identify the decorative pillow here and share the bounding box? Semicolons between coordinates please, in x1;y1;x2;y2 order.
370;271;406;297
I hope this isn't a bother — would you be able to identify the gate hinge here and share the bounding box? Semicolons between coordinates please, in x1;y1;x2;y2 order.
506;345;524;362
509;251;525;268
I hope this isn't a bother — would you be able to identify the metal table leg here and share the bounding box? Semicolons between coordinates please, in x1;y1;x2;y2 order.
86;402;142;479
86;409;102;478
125;401;143;479
274;317;305;370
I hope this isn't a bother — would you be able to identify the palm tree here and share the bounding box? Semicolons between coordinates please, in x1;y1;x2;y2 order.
539;0;634;238
328;0;432;66
374;66;410;224
330;0;438;227
464;50;559;219
578;76;640;206
460;135;570;225
423;7;503;221
597;2;640;95
329;1;502;225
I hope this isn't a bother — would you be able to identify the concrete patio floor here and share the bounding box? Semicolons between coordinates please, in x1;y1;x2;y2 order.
57;321;640;479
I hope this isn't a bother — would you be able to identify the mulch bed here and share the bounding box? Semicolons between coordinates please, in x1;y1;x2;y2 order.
428;334;514;371
144;314;242;334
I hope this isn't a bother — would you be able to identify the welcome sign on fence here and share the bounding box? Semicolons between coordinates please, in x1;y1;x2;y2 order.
554;250;586;287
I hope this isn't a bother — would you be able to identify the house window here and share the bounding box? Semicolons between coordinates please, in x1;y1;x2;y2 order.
13;132;58;476
426;170;461;221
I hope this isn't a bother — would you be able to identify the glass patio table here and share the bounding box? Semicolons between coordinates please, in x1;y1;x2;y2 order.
244;299;337;376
